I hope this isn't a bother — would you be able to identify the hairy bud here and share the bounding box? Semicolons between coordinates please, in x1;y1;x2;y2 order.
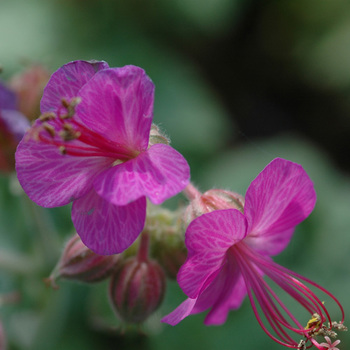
46;234;120;287
184;188;245;226
109;234;166;323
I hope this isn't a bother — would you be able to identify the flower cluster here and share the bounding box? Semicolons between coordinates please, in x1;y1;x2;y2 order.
12;60;346;348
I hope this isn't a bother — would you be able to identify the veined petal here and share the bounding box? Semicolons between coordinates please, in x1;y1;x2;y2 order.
163;252;246;326
15;134;112;207
94;144;190;206
161;298;197;326
40;60;109;113
76;66;154;150
244;158;316;256
202;257;246;325
71;189;146;255
178;209;247;298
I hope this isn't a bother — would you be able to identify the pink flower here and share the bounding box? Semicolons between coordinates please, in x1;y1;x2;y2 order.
318;336;341;350
15;60;190;255
162;158;345;348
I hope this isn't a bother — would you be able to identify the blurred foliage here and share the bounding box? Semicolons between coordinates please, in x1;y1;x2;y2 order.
0;0;350;349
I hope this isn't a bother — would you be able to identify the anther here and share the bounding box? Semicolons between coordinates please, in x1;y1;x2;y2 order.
59;146;67;155
305;313;322;331
59;113;72;120
70;97;81;107
63;123;74;132
297;339;306;350
61;98;70;109
43;123;56;138
60;97;81;118
59;124;81;141
39;112;56;122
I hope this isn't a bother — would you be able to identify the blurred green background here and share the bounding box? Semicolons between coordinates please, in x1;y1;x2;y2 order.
1;0;350;349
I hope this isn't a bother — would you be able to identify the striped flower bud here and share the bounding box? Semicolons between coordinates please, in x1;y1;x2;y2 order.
109;234;166;324
46;234;120;287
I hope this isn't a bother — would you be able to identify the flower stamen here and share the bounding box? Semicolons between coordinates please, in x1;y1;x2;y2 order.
32;97;139;160
231;242;345;348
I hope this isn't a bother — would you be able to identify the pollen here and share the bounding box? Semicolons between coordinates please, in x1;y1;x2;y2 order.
59;123;81;141
39;112;56;122
59;146;67;155
305;313;322;331
43;123;56;138
60;97;81;119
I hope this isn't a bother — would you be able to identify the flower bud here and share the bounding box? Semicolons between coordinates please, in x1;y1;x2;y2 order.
145;205;187;279
46;234;120;287
148;124;170;146
151;232;187;279
184;188;245;226
109;234;166;324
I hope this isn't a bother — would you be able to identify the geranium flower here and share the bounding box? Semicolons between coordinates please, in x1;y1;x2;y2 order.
0;81;30;172
15;60;190;255
162;158;345;348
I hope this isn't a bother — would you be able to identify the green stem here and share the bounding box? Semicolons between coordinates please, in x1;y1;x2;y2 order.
21;195;61;266
137;232;150;262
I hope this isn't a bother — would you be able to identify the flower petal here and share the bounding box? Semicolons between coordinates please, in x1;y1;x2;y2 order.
76;66;154;150
71;189;146;255
161;298;197;326
15;133;112;207
40;60;109;113
202;258;246;325
0;81;16;110
244;158;316;256
0;109;30;141
177;209;247;299
94;143;190;206
162;252;247;326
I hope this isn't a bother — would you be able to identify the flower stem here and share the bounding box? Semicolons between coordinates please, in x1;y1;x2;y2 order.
21;195;61;266
137;232;150;262
183;183;202;201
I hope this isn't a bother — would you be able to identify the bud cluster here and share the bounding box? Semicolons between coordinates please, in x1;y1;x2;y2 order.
47;206;183;325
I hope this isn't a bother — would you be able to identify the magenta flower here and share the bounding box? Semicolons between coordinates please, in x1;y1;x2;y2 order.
15;60;190;255
162;158;345;348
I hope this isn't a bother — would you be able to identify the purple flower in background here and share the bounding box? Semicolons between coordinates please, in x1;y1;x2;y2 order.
163;158;345;348
16;60;190;255
0;81;30;172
